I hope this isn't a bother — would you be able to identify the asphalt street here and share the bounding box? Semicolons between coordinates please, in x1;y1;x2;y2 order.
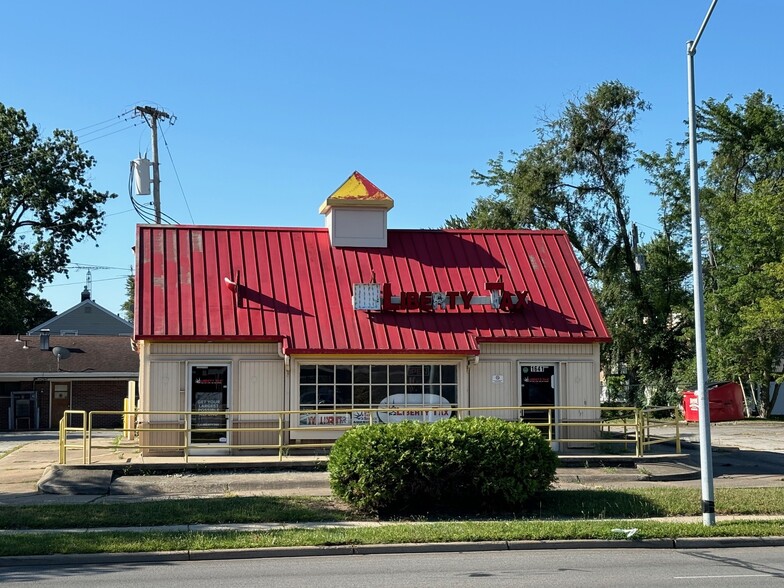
1;546;783;587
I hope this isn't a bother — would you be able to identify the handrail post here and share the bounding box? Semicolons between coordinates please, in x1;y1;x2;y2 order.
80;412;87;465
278;412;284;462
59;416;65;465
675;413;681;454
86;411;92;465
636;409;643;457
547;408;553;443
184;415;189;464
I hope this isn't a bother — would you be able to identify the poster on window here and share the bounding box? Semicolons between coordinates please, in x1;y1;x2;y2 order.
377;393;453;423
191;366;228;443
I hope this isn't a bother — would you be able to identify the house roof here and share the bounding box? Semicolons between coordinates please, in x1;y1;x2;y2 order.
28;297;133;336
135;225;610;354
0;335;139;379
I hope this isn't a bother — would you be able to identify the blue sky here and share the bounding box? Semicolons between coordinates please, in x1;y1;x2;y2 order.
3;1;782;316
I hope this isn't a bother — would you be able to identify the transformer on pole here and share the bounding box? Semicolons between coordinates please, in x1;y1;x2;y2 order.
134;106;173;224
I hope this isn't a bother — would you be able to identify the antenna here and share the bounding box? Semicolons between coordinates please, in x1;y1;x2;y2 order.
86;269;93;298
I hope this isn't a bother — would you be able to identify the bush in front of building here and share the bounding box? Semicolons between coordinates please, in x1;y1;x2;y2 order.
328;417;558;515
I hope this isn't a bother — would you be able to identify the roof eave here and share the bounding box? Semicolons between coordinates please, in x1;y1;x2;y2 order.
0;372;139;381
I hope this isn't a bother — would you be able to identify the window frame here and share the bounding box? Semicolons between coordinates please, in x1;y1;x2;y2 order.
296;361;460;427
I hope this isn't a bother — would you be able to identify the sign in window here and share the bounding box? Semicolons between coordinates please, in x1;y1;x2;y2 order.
190;365;229;444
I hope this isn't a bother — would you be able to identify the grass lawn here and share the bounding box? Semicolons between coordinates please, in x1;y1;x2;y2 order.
2;487;783;531
1;519;783;557
0;487;782;557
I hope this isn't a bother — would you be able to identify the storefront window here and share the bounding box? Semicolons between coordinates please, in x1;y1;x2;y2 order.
298;363;458;426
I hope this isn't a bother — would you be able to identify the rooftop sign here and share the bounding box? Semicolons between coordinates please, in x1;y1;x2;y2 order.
353;282;528;313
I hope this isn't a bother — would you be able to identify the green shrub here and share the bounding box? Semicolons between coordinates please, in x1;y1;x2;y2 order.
328;417;558;515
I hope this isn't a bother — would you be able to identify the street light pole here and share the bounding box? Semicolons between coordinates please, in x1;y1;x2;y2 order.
687;0;719;527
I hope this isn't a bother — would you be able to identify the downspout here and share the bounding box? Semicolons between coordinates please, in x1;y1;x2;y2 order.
278;338;290;371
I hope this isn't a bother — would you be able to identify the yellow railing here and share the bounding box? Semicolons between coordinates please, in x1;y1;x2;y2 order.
58;405;681;465
59;410;88;465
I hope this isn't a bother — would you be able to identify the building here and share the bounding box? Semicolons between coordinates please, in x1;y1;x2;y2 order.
0;332;138;431
134;172;610;455
28;287;133;336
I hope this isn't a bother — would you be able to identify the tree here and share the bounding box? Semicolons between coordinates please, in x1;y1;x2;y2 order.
121;274;135;323
0;254;55;334
0;103;116;333
696;91;784;416
448;81;693;405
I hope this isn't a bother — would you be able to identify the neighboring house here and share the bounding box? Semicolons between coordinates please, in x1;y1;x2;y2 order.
0;332;138;431
133;172;611;455
28;287;133;336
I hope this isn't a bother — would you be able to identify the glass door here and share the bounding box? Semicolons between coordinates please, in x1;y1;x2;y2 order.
519;364;557;423
189;365;229;447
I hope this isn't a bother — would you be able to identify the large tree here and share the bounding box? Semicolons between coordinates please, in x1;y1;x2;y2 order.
699;91;784;416
0;103;116;333
448;81;693;405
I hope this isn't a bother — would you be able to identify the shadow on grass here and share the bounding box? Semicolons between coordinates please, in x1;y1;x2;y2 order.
0;495;360;530
380;488;694;522
527;489;675;519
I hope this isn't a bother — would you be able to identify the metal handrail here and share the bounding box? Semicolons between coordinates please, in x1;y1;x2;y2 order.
60;405;681;464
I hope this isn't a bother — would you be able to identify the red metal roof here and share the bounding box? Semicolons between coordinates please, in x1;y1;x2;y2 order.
135;226;610;353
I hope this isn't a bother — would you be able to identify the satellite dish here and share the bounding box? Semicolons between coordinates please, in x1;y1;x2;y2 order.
52;346;71;360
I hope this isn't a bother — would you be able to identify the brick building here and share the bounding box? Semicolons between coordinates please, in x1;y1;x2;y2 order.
0;333;138;431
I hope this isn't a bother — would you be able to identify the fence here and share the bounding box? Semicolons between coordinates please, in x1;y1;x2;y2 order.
58;404;681;465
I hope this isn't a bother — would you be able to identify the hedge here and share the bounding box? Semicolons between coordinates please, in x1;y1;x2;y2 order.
328;417;558;515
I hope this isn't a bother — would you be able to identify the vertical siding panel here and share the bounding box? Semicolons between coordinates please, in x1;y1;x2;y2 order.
147;362;181;413
236;360;285;415
469;360;515;419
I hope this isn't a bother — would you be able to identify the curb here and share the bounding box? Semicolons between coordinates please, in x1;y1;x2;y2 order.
2;536;784;567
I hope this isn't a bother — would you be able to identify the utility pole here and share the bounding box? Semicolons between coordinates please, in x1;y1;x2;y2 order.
134;106;172;224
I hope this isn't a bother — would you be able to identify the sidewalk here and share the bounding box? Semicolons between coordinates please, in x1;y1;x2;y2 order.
0;420;782;506
1;424;783;564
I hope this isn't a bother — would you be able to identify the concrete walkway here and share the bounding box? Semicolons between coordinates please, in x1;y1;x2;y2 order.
0;421;782;506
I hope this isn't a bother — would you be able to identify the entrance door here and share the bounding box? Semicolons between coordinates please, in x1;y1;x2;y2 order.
519;364;557;423
51;383;71;429
11;392;37;430
189;365;230;450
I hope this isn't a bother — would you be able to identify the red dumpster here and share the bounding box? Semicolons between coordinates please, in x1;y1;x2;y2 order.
681;382;744;422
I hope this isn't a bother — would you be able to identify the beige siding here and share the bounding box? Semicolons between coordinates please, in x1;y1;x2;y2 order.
479;342;596;357
148;342;279;357
236;360;285;418
563;361;600;412
469;360;515;419
562;361;601;446
140;361;183;455
147;361;181;414
235;360;287;451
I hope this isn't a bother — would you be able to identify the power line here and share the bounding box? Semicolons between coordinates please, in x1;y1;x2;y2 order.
76;116;134;139
0;109;136;169
159;124;195;224
73;110;134;133
66;263;130;271
79;122;143;146
41;275;130;288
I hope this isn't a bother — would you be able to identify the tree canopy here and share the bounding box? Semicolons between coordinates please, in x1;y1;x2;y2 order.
699;92;784;415
448;81;693;406
450;82;784;414
0;103;116;333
